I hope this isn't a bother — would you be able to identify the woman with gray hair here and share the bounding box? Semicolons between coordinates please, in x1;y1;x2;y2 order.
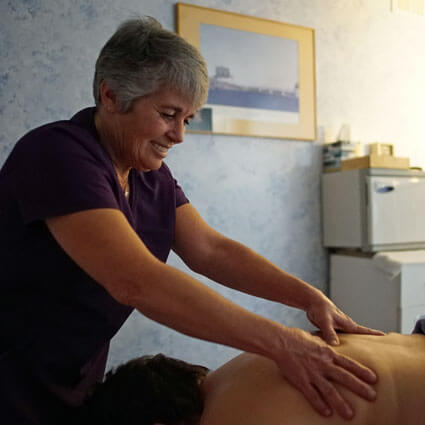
0;17;382;425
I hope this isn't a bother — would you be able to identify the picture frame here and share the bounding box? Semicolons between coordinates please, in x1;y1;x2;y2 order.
176;3;317;140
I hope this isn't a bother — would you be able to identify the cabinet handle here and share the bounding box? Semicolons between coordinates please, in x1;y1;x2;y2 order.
376;185;395;193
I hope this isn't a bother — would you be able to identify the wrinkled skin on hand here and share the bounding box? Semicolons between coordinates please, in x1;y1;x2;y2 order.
275;327;378;420
306;297;385;346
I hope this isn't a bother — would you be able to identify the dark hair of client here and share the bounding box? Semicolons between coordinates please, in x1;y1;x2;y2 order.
78;354;209;425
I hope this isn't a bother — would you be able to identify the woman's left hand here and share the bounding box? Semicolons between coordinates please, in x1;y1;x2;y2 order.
306;297;385;346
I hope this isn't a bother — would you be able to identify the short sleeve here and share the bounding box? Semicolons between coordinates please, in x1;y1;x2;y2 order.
174;178;189;208
159;162;189;208
11;124;120;224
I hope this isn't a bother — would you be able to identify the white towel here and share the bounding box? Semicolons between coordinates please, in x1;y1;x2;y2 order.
372;250;425;279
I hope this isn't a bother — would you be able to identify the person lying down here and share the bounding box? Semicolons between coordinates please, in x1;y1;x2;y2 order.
78;319;425;425
201;320;425;425
202;326;425;425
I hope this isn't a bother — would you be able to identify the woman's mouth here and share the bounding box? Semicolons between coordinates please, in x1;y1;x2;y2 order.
151;141;170;156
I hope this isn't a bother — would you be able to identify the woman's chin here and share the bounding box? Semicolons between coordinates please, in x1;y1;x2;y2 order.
135;159;163;172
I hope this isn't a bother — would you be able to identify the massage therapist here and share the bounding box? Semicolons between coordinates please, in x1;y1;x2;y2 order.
0;17;382;425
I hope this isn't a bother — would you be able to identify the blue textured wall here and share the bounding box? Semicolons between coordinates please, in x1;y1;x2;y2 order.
5;0;422;370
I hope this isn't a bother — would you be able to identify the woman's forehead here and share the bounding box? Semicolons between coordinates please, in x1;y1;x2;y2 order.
150;88;197;113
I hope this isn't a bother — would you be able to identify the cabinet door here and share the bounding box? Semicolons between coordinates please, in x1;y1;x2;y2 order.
367;176;425;245
330;255;399;332
400;264;425;307
399;305;425;334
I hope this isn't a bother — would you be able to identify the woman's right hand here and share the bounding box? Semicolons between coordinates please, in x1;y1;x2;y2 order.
273;327;377;419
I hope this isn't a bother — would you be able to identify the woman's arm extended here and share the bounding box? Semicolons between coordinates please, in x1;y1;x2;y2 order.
46;208;282;354
47;207;376;420
173;204;383;345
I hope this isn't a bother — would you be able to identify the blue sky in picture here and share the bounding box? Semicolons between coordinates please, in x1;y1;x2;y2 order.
200;23;299;92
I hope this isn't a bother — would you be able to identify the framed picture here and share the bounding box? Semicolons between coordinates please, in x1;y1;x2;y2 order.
176;3;316;140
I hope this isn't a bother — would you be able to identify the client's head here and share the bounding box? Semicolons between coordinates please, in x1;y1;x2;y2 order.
79;353;209;425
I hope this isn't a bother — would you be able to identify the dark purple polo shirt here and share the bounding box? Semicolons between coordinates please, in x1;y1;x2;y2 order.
0;108;188;425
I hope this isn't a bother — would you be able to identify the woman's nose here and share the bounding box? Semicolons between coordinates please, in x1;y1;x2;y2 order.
167;120;185;144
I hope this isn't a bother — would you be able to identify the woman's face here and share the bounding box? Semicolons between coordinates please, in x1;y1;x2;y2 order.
101;88;196;172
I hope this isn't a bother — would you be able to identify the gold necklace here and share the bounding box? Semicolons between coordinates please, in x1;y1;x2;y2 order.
117;172;130;198
123;177;130;198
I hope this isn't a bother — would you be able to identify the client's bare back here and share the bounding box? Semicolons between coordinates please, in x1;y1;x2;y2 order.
201;333;425;425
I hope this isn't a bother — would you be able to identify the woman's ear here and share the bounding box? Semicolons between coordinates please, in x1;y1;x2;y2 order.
99;80;118;113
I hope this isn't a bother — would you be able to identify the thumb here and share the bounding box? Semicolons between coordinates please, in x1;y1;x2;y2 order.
321;326;339;346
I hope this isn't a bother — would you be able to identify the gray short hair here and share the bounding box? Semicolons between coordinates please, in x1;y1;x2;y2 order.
93;17;209;112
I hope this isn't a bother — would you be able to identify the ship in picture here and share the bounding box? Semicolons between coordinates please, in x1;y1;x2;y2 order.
207;65;299;112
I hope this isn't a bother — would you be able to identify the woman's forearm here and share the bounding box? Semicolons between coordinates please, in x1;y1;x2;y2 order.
191;235;326;312
46;208;288;359
128;259;289;359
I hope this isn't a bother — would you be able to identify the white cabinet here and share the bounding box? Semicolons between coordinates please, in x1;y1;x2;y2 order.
330;253;425;333
322;168;425;252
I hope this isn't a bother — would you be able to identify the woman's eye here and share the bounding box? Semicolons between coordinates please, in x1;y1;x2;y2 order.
161;112;175;120
160;111;191;126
